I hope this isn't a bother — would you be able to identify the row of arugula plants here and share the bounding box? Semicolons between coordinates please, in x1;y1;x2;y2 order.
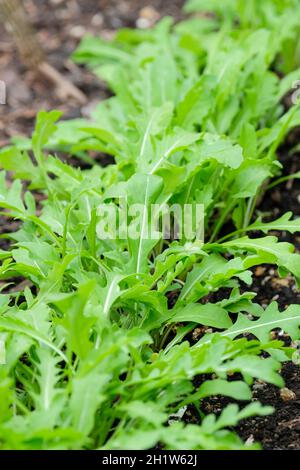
1;0;300;450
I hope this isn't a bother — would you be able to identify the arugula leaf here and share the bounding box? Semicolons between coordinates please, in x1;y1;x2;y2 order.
223;302;300;343
1;0;300;451
169;303;232;329
248;212;300;234
221;235;300;280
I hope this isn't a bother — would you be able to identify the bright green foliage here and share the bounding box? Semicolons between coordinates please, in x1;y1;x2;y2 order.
0;0;300;450
185;0;300;72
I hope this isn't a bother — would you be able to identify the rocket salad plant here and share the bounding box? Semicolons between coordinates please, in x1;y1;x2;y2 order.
0;0;300;450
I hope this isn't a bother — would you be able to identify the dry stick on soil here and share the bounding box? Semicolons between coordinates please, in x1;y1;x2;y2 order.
0;0;87;104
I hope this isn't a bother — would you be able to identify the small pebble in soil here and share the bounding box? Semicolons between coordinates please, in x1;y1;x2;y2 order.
91;13;104;27
253;380;267;391
136;18;151;29
280;387;297;401
271;277;291;288
192;326;209;341
111;18;123;29
139;6;160;21
254;266;266;277
136;6;160;28
69;25;86;39
245;435;255;446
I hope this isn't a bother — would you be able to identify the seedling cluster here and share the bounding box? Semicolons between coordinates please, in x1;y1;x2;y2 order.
1;0;300;450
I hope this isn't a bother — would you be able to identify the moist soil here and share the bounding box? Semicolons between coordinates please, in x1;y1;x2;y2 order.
0;0;300;450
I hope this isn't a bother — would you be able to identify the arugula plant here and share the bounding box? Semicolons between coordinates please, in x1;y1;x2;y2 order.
0;0;300;450
185;0;300;73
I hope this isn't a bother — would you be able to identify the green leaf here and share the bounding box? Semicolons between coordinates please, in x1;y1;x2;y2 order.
0;148;38;181
248;212;300;234
221;355;284;387
182;379;252;404
196;134;244;169
223;302;300;343
231;160;272;198
0;315;67;363
70;371;108;435
52;280;97;359
169;303;232;329
126;173;163;274
149;129;199;174
32;110;62;163
222;235;300;279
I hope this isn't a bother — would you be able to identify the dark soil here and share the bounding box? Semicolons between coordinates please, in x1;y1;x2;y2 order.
237;362;300;450
1;0;300;451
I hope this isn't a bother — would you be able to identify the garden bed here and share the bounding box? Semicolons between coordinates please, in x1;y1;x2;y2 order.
1;0;300;451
